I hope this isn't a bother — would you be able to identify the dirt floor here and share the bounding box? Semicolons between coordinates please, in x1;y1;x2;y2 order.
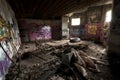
6;40;115;80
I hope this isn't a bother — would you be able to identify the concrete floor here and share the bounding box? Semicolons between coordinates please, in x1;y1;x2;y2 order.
6;40;118;80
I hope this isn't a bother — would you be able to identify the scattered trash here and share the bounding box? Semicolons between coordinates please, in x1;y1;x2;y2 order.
6;40;112;80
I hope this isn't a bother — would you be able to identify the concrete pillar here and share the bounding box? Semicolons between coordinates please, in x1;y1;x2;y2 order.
108;0;120;55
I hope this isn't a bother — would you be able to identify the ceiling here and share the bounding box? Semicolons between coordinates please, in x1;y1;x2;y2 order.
6;0;112;19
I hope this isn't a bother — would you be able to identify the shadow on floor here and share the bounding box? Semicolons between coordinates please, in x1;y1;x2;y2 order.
108;53;120;80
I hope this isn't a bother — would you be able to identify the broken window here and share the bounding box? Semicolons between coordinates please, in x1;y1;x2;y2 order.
105;10;112;22
71;18;80;26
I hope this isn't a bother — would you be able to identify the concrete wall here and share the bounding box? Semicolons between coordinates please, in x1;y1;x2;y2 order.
69;4;112;43
69;12;87;39
19;19;62;42
108;0;120;55
62;16;69;38
0;0;21;79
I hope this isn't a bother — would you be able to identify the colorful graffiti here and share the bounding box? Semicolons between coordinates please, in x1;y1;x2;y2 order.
0;0;21;79
29;25;51;41
87;24;97;35
85;23;103;41
19;19;61;42
69;25;85;39
0;16;9;40
70;28;80;37
102;22;110;45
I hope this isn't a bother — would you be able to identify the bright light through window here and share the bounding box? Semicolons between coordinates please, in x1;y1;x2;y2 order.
71;18;80;26
105;10;112;22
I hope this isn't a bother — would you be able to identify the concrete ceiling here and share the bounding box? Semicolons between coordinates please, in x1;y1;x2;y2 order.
66;0;113;16
6;0;112;19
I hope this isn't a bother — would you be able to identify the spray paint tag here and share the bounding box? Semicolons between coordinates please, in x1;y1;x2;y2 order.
0;47;5;61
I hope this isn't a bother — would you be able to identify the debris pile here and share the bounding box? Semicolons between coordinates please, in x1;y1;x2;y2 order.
6;40;112;80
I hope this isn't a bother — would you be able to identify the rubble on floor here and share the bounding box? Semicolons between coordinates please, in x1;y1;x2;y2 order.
6;40;112;80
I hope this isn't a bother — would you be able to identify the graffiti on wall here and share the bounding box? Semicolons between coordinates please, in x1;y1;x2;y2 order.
10;19;21;50
0;15;9;40
29;24;51;41
87;24;97;35
85;23;102;41
70;28;80;37
0;18;20;78
19;19;61;42
0;0;21;78
102;23;110;45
